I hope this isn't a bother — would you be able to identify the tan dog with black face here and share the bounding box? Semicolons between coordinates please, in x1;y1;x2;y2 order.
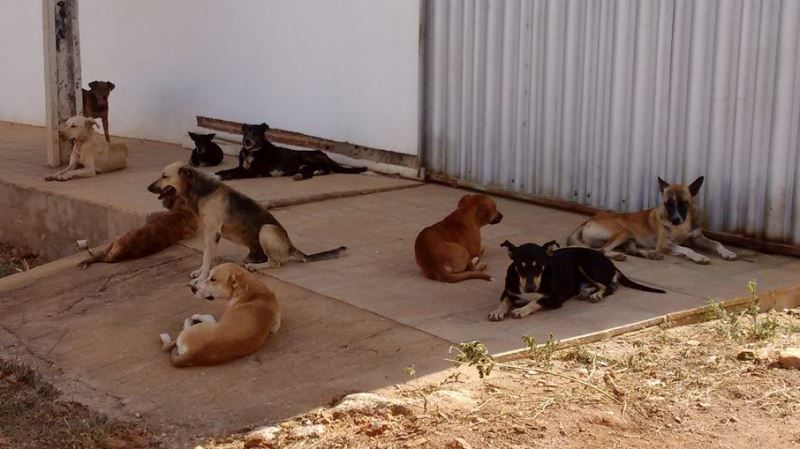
415;194;503;282
44;115;128;182
159;263;281;367
567;176;737;264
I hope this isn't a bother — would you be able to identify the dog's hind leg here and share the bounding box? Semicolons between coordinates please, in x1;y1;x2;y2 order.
245;225;290;271
621;241;663;260
691;233;738;260
598;231;630;261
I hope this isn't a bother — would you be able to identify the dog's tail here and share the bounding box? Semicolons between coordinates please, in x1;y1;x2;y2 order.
616;269;665;294
292;246;348;262
330;164;368;174
438;270;492;283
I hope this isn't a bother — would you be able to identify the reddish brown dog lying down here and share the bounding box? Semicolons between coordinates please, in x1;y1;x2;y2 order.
80;194;198;268
415;194;503;282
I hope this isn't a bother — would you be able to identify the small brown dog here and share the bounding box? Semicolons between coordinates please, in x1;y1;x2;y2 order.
83;80;115;142
567;176;737;264
44;115;128;181
415;194;503;282
80;193;197;268
160;263;281;367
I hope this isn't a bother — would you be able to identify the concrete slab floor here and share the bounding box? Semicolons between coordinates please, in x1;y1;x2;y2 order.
0;246;451;442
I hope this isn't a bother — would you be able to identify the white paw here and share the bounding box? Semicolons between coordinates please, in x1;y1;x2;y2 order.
159;333;173;351
510;308;530;319
189;269;202;279
588;292;604;303
244;263;258;272
488;311;506;322
719;249;738;261
692;255;711;265
188;277;202;289
609;252;627;261
292;173;304;181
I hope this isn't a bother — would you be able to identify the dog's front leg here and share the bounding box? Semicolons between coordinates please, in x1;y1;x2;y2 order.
692;234;738;260
101;114;110;142
60;158;98;180
488;293;513;321
190;228;221;284
510;295;545;319
663;241;710;264
44;151;80;181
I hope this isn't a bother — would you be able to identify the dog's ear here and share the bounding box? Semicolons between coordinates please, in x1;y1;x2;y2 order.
688;176;704;197
178;166;193;179
259;123;270;132
88;81;98;89
657;177;670;193
229;272;239;292
107;82;115;91
543;240;560;255
188;131;198;139
207;133;216;140
500;240;516;257
85;119;99;129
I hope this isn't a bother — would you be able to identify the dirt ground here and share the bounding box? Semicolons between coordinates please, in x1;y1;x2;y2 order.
203;301;800;449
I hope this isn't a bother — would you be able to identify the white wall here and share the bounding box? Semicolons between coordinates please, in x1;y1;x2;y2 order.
0;0;421;155
0;1;45;126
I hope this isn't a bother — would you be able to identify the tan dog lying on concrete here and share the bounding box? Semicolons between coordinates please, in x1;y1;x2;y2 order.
79;193;198;268
567;176;737;264
44;115;128;182
415;194;503;282
160;263;281;367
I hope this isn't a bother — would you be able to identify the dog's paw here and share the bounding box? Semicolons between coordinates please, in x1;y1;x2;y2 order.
188;277;202;290
44;175;56;182
609;252;627;261
189;269;202;279
292;173;305;181
159;333;173;352
510;308;529;319
692;255;711;265
244;263;258;272
719;249;738;261
588;292;605;303
487;311;506;322
646;251;664;260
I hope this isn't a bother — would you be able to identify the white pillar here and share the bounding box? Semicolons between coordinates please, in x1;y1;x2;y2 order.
42;0;82;167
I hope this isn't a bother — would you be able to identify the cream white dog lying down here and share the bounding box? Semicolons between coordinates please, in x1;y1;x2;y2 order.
44;115;128;182
160;263;281;367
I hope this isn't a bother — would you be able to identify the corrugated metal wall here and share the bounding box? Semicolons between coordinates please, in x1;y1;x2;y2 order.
423;0;800;244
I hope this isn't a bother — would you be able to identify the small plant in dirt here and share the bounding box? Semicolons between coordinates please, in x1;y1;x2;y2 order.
562;345;611;367
522;334;558;368
708;280;781;342
450;341;495;378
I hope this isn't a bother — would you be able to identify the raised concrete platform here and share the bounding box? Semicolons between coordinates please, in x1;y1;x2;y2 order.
2;122;800;441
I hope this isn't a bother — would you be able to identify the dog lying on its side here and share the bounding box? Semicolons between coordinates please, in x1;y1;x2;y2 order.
44;116;128;182
567;176;737;264
188;132;224;167
148;162;347;286
80;192;198;268
215;123;367;181
488;241;665;321
415;194;503;283
82;80;115;142
160;263;281;367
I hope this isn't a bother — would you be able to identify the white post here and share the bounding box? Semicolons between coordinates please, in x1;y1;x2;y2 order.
42;0;82;167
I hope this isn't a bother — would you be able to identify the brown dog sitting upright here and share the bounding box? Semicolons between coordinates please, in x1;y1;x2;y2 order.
415;194;503;282
82;80;115;142
80;192;197;268
160;263;281;367
567;176;737;264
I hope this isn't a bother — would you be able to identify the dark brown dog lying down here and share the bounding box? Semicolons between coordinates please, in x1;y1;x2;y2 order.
80;194;198;268
415;194;503;282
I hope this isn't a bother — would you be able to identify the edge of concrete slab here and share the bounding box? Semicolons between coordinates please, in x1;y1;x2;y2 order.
495;284;800;362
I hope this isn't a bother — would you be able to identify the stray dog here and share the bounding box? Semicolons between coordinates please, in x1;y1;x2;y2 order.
415;194;503;283
488;241;665;321
44;116;128;181
148;162;347;285
82;80;115;142
79;192;198;268
159;263;281;367
189;132;224;167
567;176;738;264
215;123;367;181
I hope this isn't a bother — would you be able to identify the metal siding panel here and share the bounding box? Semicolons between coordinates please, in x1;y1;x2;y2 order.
425;0;800;244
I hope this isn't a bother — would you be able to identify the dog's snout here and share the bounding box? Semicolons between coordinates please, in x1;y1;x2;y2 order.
491;213;503;225
523;285;536;293
205;295;215;301
670;216;684;225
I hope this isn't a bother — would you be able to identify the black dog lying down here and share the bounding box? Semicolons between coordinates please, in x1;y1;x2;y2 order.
216;122;367;181
488;240;665;321
188;132;224;167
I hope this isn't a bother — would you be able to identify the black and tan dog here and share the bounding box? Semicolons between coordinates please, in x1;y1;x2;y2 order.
149;162;346;286
215;123;367;181
567;176;738;264
188;132;224;167
82;80;115;142
488;241;664;321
